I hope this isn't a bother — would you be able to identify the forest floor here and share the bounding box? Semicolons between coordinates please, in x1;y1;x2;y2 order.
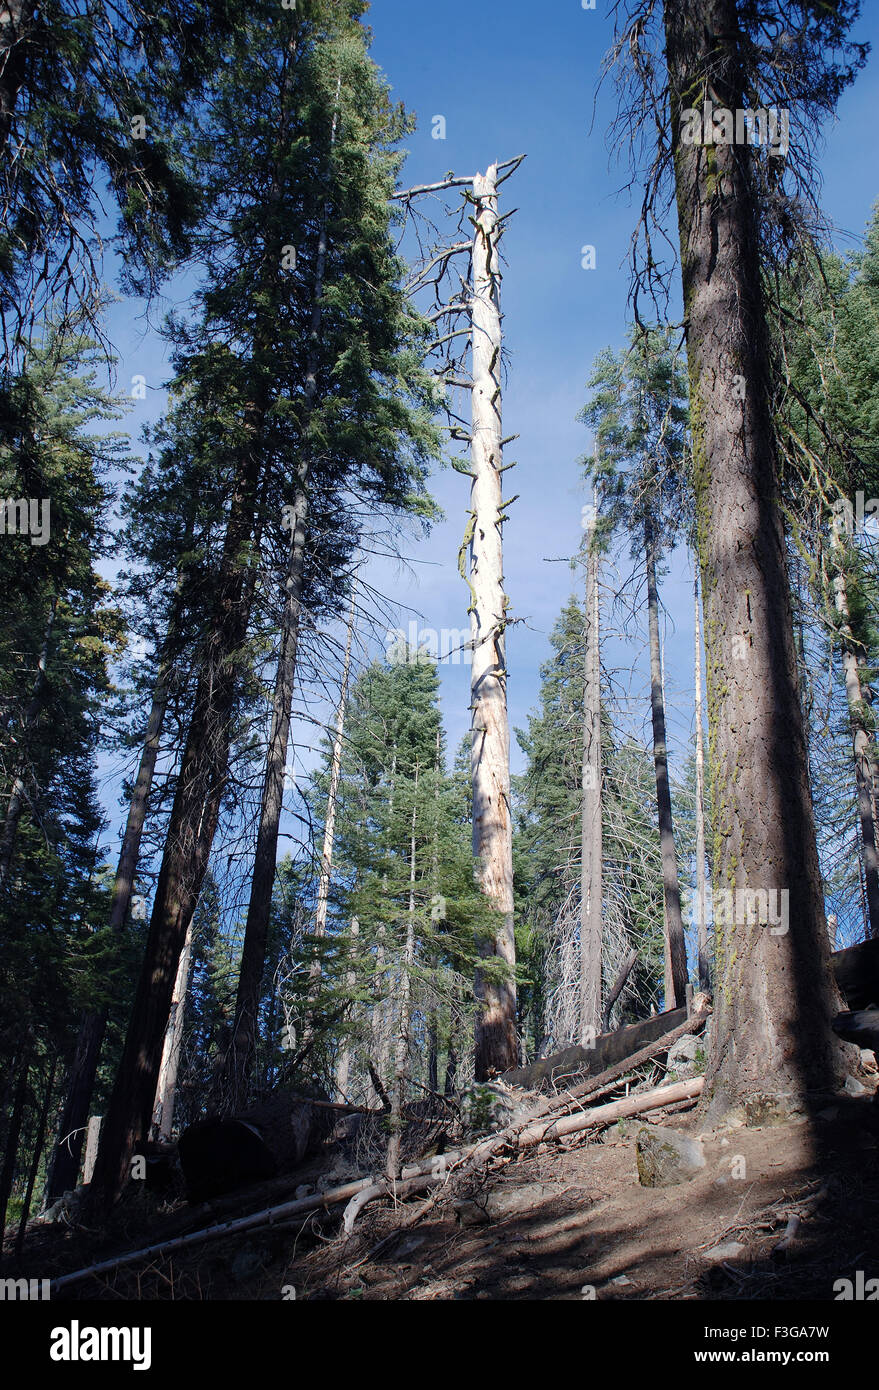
26;1087;879;1301
283;1096;879;1302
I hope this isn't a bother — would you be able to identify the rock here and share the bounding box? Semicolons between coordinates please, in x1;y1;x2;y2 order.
235;1090;332;1171
178;1117;277;1204
845;1075;868;1096
833;1007;879;1052
459;1082;532;1139
294;1184;313;1200
455;1181;556;1226
703;1241;746;1261
665;1033;701;1077
636;1124;706;1187
39;1189;81;1224
860;1049;878;1074
230;1244;263;1283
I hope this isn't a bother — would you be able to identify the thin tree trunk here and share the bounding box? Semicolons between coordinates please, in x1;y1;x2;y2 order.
0;1048;28;1250
369;925;388;1106
469;163;517;1079
693;573;710;991
579;507;603;1042
14;1055;55;1261
387;767;419;1180
305;582;356;1002
646;517;687;1008
664;0;843;1120
150;914;194;1141
832;559;879;939
334;917;358;1101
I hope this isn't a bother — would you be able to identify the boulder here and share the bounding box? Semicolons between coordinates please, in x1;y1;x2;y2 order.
178;1117;277;1204
636;1123;706;1187
459;1082;531;1139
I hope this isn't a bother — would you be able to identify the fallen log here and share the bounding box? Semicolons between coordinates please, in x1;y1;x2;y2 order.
504;1006;689;1090
50;1076;702;1292
342;1077;704;1240
831;936;879;1012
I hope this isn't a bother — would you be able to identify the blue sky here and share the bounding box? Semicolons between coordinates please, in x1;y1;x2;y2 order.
96;0;879;854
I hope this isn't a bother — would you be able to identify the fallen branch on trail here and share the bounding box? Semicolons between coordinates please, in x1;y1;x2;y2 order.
50;1075;703;1292
345;1076;704;1247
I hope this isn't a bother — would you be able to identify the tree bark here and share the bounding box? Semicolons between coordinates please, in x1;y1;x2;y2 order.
579;511;603;1042
663;0;844;1121
469;163;517;1079
646;516;687;1008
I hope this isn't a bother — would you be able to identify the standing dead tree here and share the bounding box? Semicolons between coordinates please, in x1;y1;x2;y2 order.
394;154;525;1080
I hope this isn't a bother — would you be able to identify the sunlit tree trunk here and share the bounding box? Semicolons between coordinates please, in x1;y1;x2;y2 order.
150;915;194;1141
469;163;517;1079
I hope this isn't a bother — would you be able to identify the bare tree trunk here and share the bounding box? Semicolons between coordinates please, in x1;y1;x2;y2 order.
663;0;844;1121
646;517;687;1008
693;573;710;991
150;915;194;1141
469;163;517;1079
832;559;879;939
334;917;358;1101
369;925;389;1107
579;509;603;1042
306;583;356;1001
